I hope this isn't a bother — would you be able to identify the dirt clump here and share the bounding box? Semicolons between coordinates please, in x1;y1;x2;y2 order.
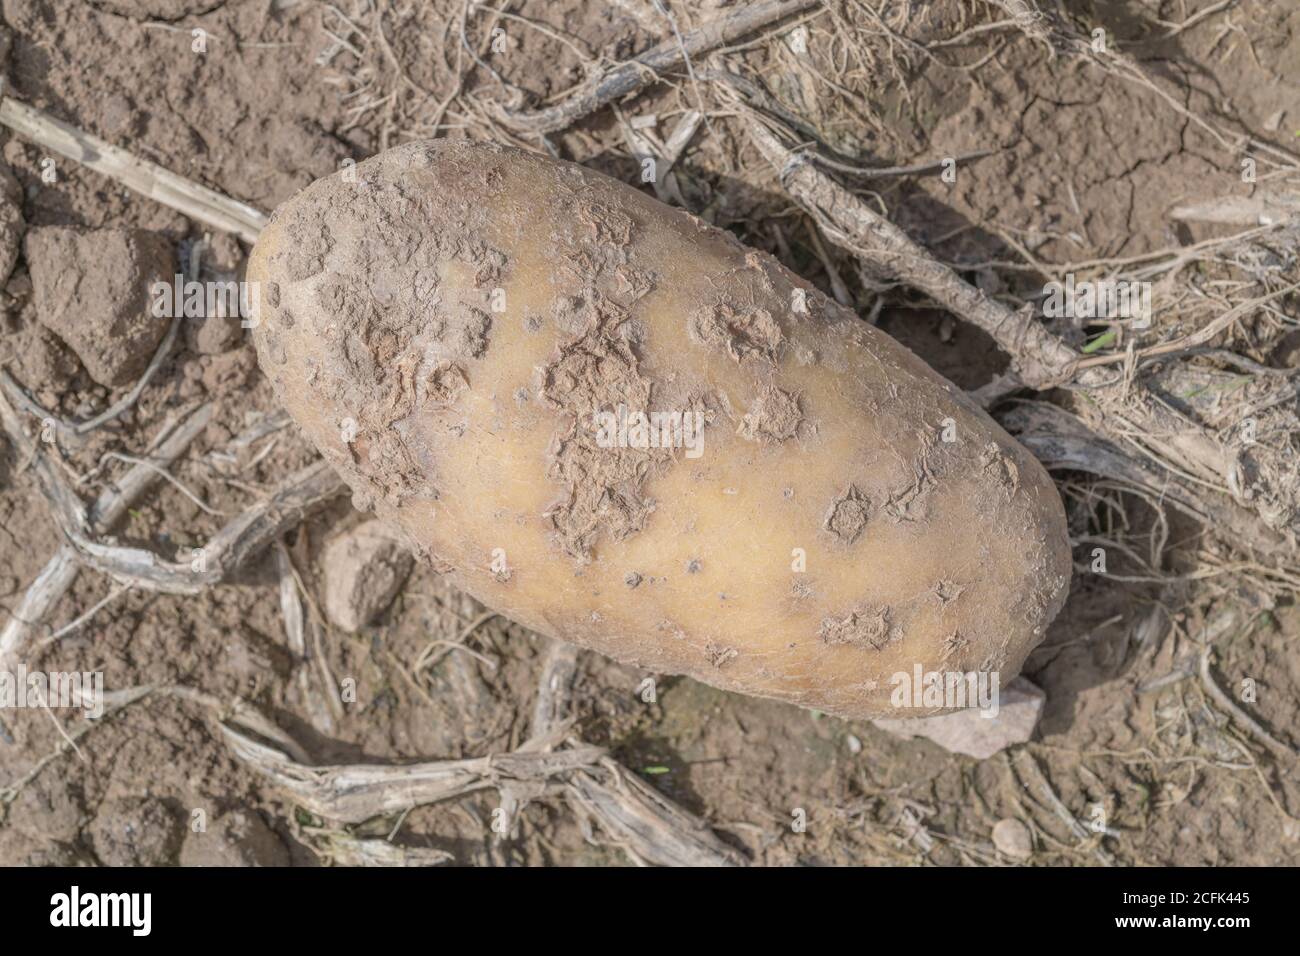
179;810;290;868
320;520;416;633
87;795;185;867
25;226;175;386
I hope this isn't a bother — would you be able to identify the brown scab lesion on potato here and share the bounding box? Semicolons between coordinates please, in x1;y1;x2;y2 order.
411;268;438;304
540;291;669;563
933;578;964;605
452;307;493;359
689;302;784;364
423;362;469;406
738;384;806;444
272;210;333;282
820;605;898;651
823;483;873;545
705;642;739;668
940;630;970;661
881;433;944;523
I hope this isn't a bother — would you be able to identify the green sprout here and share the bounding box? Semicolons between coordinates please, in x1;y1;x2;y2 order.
1081;329;1118;353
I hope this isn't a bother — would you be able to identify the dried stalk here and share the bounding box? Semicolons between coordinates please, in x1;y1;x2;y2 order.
1008;748;1115;866
0;401;215;667
65;460;347;595
5;316;183;439
275;542;336;736
527;640;746;866
1198;646;1297;760
747;118;1077;389
222;722;605;824
566;761;747;867
1000;402;1287;552
307;832;453;867
498;0;819;134
528;640;580;737
0;96;268;243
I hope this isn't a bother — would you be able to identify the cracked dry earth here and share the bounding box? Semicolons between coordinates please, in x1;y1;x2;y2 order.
1;0;1299;867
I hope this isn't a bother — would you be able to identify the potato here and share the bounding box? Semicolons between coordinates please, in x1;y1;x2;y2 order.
248;141;1070;719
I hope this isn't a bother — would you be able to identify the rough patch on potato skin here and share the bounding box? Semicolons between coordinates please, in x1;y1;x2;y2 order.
933;579;964;604
738;384;806;444
823;483;873;544
705;642;739;668
881;430;942;522
535;177;683;564
820;605;899;650
940;631;971;662
980;441;1021;498
690;302;785;363
540;310;666;562
256;144;516;511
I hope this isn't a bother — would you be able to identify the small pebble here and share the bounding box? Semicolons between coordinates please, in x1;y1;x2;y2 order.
992;818;1033;860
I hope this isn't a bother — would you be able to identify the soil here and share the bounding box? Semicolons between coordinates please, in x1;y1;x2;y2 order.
1;0;1298;867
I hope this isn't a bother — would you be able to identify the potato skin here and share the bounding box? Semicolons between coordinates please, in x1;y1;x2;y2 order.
249;140;1070;719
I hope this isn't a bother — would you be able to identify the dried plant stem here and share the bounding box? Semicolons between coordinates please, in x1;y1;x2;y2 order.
498;0;819;134
65;460;347;595
1009;749;1115;866
0;401;215;668
275;543;337;736
1198;646;1297;760
529;641;580;737
988;0;1297;169
223;721;605;824
0;96;268;242
527;640;746;866
1001;402;1287;553
748;119;1077;389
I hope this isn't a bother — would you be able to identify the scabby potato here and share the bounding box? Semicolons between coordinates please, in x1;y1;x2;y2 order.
248;140;1070;719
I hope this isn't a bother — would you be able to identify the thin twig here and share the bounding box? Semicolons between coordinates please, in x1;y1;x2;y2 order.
497;0;820;134
0;97;268;242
